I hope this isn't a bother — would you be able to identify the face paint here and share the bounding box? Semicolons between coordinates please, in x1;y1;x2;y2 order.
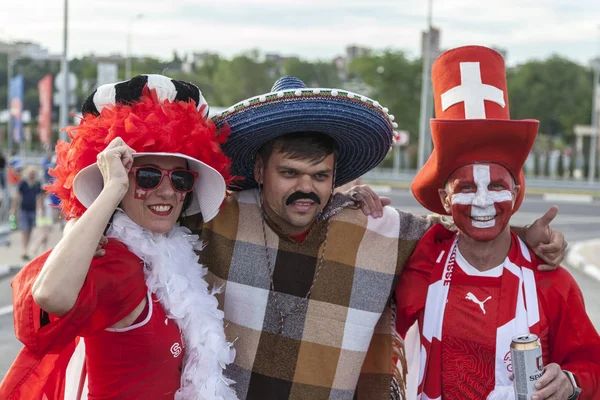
447;164;515;242
134;187;148;200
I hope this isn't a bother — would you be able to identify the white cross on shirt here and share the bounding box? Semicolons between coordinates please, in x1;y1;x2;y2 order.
441;62;506;119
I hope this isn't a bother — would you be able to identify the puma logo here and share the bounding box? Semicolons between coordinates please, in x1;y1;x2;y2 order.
465;292;492;314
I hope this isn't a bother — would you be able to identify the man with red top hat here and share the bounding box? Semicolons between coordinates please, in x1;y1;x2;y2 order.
395;45;600;400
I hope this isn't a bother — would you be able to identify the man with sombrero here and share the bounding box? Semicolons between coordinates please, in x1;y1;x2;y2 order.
184;74;569;399
395;46;600;399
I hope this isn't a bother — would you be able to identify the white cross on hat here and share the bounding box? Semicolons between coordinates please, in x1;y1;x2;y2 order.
441;62;506;119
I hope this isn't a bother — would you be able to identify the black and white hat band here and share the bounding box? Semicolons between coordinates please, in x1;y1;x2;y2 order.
81;74;209;118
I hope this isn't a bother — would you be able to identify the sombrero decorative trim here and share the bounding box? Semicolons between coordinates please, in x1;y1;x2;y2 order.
213;76;396;190
411;46;539;215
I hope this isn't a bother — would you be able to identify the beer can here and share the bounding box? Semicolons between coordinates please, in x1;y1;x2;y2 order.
511;334;544;400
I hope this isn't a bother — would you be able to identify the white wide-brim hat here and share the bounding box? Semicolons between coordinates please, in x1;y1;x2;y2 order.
72;152;226;221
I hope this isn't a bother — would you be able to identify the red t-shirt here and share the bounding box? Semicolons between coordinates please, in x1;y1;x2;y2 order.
440;253;503;398
395;225;600;399
85;292;184;399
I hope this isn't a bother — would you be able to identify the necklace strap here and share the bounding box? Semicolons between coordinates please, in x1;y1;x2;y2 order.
257;189;331;335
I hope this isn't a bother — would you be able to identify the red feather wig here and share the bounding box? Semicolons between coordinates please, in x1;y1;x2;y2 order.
47;87;234;219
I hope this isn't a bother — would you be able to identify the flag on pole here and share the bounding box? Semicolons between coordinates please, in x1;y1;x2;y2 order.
38;74;53;145
10;74;24;143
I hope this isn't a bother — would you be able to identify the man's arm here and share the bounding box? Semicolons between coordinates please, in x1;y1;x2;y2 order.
511;206;567;270
346;185;567;270
534;268;600;400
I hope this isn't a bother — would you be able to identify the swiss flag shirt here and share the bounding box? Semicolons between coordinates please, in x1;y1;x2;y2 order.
85;292;184;399
441;251;503;398
395;224;600;400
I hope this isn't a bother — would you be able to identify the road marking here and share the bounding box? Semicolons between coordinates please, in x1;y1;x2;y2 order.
566;239;600;283
0;304;13;316
371;185;392;194
542;193;593;203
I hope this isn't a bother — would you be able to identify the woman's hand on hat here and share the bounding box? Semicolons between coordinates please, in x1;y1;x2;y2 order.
96;137;135;199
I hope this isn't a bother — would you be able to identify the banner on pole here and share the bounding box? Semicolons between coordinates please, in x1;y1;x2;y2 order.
38;74;53;145
9;74;24;143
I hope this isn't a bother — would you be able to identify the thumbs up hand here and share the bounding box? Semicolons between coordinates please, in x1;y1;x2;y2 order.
523;206;568;270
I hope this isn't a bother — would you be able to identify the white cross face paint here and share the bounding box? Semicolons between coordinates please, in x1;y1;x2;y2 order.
448;164;516;242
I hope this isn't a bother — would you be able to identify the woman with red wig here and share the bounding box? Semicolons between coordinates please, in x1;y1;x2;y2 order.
0;75;238;400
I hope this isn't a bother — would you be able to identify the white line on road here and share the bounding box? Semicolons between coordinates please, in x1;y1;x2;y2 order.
0;304;13;316
542;193;593;203
371;185;392;194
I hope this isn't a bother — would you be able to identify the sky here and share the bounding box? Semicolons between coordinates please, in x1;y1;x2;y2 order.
1;0;599;67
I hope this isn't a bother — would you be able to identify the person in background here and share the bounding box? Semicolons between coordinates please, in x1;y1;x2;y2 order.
10;166;42;261
0;151;6;190
35;153;61;254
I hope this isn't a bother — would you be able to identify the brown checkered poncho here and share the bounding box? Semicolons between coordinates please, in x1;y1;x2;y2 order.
184;189;434;399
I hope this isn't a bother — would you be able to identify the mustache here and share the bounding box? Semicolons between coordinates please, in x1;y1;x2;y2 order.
286;191;321;205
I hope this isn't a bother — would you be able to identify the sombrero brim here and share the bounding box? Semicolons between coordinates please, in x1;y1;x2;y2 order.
214;91;394;190
72;152;226;221
411;118;538;215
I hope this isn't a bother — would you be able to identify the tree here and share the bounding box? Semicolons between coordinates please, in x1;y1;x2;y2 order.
348;50;422;143
282;58;341;88
507;56;593;140
212;54;274;106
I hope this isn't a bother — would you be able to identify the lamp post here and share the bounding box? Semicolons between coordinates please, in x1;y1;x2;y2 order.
125;14;143;80
6;52;16;153
589;58;599;183
588;26;600;183
417;0;433;169
58;0;69;141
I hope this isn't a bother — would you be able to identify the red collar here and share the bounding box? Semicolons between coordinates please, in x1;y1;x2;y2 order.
289;226;312;243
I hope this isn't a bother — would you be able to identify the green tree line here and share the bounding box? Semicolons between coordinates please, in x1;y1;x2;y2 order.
0;49;594;157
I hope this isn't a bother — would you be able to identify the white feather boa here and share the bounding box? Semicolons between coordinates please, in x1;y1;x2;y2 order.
106;211;238;400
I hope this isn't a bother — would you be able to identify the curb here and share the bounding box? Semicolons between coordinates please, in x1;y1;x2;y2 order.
0;264;22;280
564;240;600;282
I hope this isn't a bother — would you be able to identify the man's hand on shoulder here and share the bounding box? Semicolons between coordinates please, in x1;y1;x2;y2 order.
342;184;391;218
522;206;567;271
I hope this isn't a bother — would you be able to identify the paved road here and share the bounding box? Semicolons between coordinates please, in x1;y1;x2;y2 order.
1;191;599;380
385;189;600;245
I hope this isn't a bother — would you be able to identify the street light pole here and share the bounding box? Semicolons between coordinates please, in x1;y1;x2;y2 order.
59;0;69;141
125;14;143;80
588;60;599;183
417;0;433;170
588;26;600;183
6;52;15;153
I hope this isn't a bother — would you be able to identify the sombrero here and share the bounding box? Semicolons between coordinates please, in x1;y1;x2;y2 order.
213;76;396;190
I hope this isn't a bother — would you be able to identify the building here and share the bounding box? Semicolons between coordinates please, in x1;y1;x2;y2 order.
0;40;60;61
420;27;441;62
345;45;371;64
491;46;508;61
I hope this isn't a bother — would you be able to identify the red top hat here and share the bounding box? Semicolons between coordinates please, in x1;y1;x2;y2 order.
411;45;539;215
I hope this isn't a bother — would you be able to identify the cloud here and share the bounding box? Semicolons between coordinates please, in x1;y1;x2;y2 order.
0;0;598;65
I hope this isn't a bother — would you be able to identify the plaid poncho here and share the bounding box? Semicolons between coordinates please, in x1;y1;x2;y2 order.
185;189;434;399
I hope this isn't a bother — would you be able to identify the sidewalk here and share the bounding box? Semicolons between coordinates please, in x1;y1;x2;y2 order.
0;226;63;278
565;239;600;282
